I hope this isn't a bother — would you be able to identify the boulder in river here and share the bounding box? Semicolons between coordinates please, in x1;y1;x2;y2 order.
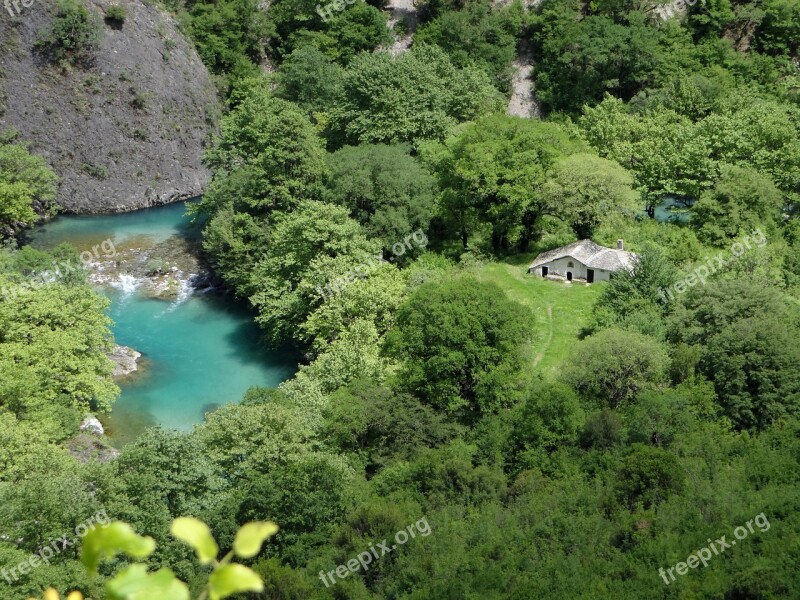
109;344;141;377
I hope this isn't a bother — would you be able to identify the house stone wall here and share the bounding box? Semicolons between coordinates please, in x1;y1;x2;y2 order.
533;256;613;282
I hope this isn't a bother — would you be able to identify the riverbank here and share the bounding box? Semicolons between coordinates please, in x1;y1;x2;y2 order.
26;201;297;444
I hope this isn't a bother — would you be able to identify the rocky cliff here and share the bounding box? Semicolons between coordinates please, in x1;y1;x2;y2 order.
0;0;219;213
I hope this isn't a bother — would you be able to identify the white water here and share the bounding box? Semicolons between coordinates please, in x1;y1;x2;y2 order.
167;275;197;311
111;274;141;297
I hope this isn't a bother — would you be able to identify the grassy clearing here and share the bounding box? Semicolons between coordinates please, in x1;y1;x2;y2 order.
473;261;603;379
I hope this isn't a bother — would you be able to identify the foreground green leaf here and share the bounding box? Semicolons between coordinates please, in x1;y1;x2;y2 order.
170;516;219;565
233;521;279;558
106;564;190;600
208;564;264;600
81;523;156;573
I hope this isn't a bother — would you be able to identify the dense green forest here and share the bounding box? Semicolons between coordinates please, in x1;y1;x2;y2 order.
3;0;800;598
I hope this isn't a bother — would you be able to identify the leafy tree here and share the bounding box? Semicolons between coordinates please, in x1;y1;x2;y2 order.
0;138;58;233
753;0;800;57
431;115;585;251
267;0;390;62
290;3;392;64
301;261;407;351
593;242;680;325
669;342;702;385
323;144;436;253
371;439;507;508
249;200;378;347
266;0;330;58
0;441;97;553
532;6;693;114
580;409;624;449
109;429;223;534
231;455;351;565
725;566;790;600
686;0;737;39
0;251;118;417
275;45;344;114
384;277;532;421
202;82;328;208
287;318;391;400
579;97;717;209
630;74;729;120
417;0;467;22
327;44;503;147
507;382;584;473
668;279;800;429
194;82;328;292
782;218;800;287
323;379;462;468
615;444;685;508
104;5;127;27
564;328;668;408
542;153;640;238
414;0;524;91
195;401;328;481
186;0;271;88
692;164;783;246
696;96;800;204
700;306;800;430
0;183;41;231
623;388;698;447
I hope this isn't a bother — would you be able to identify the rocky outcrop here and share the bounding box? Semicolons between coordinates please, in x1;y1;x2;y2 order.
80;415;105;435
71;418;119;462
507;39;542;119
385;0;418;56
108;344;141;377
89;231;210;301
0;0;220;213
66;432;120;462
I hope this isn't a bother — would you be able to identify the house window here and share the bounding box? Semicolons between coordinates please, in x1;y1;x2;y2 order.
568;261;574;268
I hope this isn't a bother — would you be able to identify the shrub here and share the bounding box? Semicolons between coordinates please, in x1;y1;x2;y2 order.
34;0;102;68
82;163;108;179
129;89;148;110
105;4;127;28
144;259;167;276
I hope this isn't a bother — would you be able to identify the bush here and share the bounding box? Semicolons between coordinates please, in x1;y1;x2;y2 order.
82;163;108;179
129;88;148;110
563;328;668;408
105;4;127;28
616;444;685;509
34;0;102;68
144;258;167;276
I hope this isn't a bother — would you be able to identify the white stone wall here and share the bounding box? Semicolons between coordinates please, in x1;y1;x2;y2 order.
532;256;613;282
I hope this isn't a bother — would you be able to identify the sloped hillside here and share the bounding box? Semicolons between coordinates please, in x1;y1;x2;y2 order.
0;0;219;213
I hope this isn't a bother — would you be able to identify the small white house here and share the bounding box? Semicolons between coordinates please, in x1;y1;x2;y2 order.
528;239;638;283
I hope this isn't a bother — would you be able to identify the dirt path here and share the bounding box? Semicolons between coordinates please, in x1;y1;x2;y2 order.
385;0;418;56
507;38;542;119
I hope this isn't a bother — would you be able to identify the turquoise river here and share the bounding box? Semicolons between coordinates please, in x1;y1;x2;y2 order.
26;202;296;445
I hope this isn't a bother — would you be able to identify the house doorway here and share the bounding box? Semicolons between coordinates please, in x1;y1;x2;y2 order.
567;272;573;281
587;269;594;283
541;266;548;277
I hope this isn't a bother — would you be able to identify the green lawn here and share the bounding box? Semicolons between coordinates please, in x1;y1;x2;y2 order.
473;262;604;379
